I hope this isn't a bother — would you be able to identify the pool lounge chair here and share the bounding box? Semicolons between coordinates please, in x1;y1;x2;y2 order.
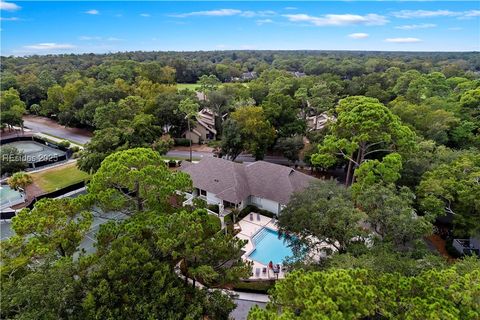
250;213;254;221
257;213;260;221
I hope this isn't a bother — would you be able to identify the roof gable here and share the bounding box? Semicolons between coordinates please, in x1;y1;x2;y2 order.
180;157;315;204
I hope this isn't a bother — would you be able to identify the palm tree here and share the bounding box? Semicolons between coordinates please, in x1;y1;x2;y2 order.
7;171;33;200
179;98;200;162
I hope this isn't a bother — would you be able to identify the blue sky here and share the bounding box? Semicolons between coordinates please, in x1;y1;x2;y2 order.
1;1;479;55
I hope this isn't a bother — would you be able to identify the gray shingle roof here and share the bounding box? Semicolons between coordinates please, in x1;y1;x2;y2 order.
180;157;316;205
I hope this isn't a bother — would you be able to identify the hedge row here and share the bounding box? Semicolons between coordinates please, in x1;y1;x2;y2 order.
174;138;192;147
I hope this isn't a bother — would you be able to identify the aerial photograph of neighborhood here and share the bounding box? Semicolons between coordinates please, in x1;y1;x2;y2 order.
0;0;479;319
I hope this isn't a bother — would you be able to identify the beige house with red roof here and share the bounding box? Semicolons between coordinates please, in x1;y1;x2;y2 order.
180;157;316;214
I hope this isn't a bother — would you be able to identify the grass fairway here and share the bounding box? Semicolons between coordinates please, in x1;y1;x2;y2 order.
177;82;239;91
32;162;90;193
176;83;201;91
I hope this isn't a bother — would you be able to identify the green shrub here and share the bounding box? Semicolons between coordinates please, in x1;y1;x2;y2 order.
205;214;222;233
168;160;177;168
192;197;207;209
72;151;83;159
224;212;232;224
70;146;80;153
57;140;71;148
239;205;275;220
207;204;219;213
174;138;191;147
233;280;276;294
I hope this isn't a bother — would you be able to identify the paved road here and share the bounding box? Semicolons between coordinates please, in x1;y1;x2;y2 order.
23;115;92;145
21;116;302;166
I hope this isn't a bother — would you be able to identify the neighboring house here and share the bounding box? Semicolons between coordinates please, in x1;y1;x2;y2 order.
288;71;306;78
242;71;257;80
453;235;480;256
195;91;206;101
184;108;217;144
231;71;257;82
180;157;316;215
306;113;335;131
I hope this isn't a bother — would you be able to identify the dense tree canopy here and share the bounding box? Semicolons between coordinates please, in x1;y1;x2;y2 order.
1;148;250;320
418;152;480;237
249;259;480;320
312;96;416;185
2;50;480;319
87;148;192;213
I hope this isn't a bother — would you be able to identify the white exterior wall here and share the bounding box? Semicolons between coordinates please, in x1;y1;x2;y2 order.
206;192;222;205
196;192;281;214
238;200;247;210
249;196;280;214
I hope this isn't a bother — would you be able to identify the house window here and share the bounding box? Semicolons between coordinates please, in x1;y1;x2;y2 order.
223;200;236;208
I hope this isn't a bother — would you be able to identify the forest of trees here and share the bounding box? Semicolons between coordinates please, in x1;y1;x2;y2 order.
1;50;479;319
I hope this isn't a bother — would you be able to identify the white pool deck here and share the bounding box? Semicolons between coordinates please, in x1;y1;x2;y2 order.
236;213;288;280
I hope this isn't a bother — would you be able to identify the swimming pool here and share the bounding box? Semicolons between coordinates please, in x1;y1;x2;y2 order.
0;185;24;209
248;228;293;265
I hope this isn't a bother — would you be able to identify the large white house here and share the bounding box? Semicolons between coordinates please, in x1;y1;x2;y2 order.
180;157;316;214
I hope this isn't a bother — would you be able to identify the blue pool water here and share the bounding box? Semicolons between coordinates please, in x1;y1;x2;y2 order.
248;228;293;265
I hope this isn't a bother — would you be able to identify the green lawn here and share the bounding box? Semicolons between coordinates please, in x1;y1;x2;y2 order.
32;162;90;193
176;83;201;91
177;82;241;91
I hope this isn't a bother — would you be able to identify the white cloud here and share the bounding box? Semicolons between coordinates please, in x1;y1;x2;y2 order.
395;23;436;30
24;43;76;50
240;10;275;18
0;1;21;11
85;9;99;15
283;13;388;26
140;13;150;17
170;9;275;18
392;10;458;18
0;16;18;21
348;33;369;39
256;19;273;25
462;10;480;18
171;9;241;18
392;9;480;19
385;37;422;43
284;7;297;10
